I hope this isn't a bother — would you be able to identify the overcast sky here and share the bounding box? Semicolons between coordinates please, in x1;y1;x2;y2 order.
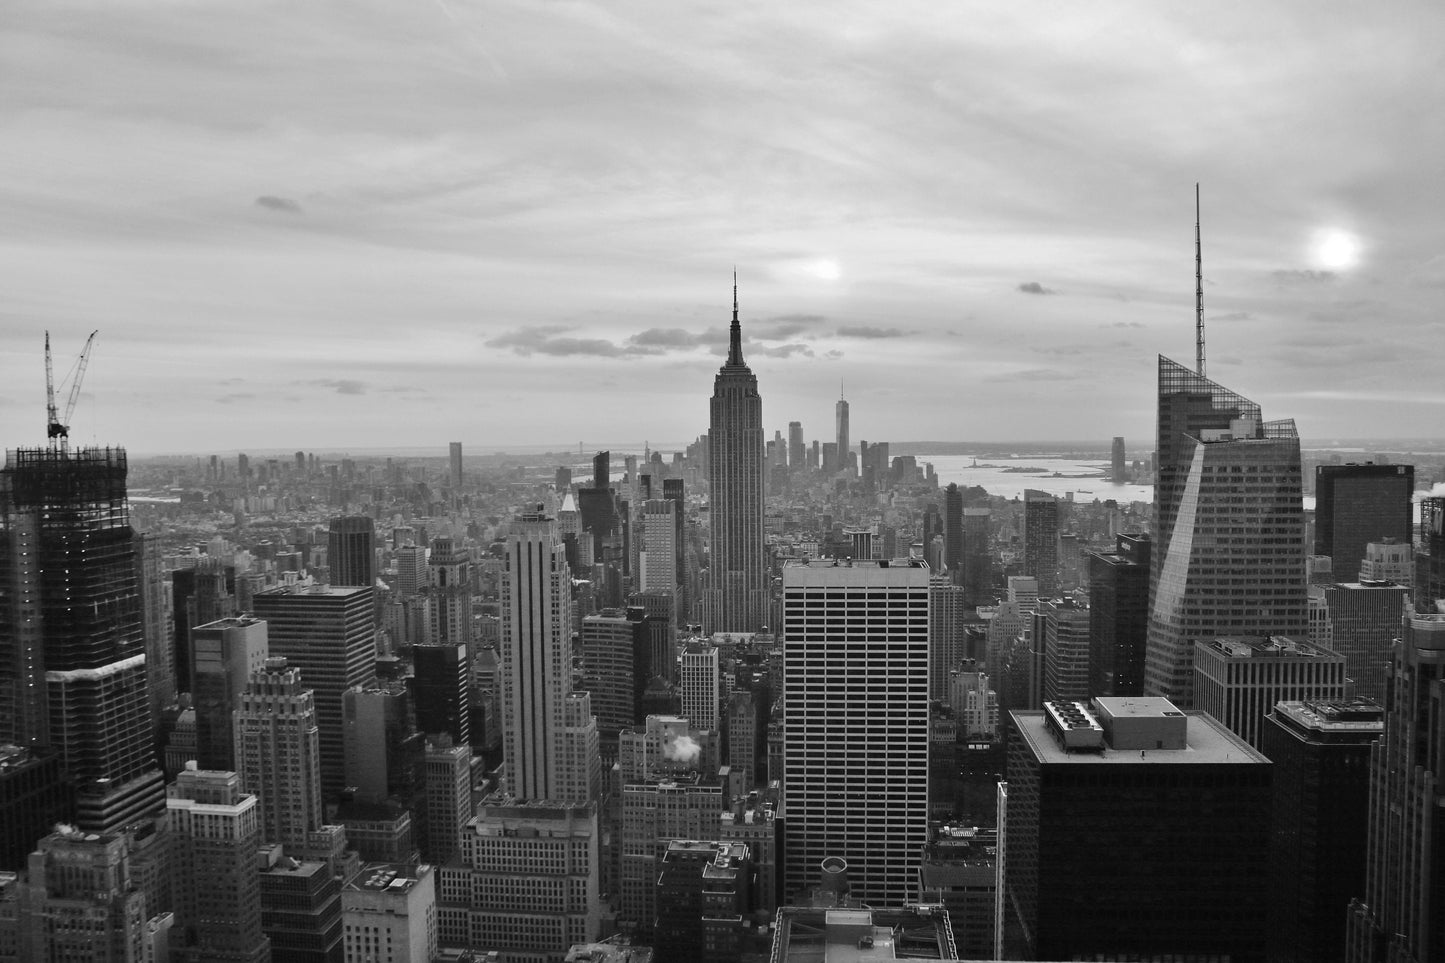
4;1;1444;454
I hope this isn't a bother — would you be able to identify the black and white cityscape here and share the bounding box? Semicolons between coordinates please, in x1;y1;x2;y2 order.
5;3;1445;963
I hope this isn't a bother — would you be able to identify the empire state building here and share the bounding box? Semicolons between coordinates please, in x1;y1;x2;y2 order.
705;278;766;633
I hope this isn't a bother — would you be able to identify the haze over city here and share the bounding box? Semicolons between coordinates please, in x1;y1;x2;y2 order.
6;1;1445;452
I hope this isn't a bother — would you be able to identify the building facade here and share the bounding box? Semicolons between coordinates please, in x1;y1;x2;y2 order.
1314;464;1414;584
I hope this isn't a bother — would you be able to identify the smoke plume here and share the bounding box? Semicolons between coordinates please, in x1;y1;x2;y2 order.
664;734;701;764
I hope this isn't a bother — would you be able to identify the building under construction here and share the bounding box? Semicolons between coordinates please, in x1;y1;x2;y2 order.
0;446;164;833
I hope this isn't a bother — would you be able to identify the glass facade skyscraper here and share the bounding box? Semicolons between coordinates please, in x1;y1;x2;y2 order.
1146;357;1307;706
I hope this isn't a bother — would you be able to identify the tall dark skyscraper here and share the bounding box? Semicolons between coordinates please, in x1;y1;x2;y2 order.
834;391;850;474
328;514;376;587
0;447;165;833
1111;435;1126;484
448;441;463;489
1418;495;1445;612
943;483;964;584
1314;463;1413;583
1147;357;1307;706
1023;489;1059;598
962;507;992;606
1087;534;1150;697
1347;606;1445;963
705;280;766;634
787;421;804;470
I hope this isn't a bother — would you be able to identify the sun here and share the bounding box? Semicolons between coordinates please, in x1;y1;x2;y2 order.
1312;228;1362;270
810;259;842;281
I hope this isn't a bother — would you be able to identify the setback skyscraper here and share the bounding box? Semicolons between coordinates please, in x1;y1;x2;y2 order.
1146;357;1307;706
705;279;766;634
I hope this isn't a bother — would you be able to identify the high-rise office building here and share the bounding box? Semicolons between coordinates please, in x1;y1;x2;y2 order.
1346;606;1445;963
166;767;270;963
1111;435;1126;484
393;544;426;599
343;863;437;963
411;642;470;746
501;510;574;800
234;656;324;849
579;609;647;755
1087;534;1151;697
1147;357;1307;706
1320;580;1411;703
1193;637;1347;751
639;498;679;597
436;797;600;955
787;421;805;471
1264;700;1382;963
1416;495;1444;612
448;441;463;490
1022;489;1059;598
426;537;471;649
943;484;964;583
0;745;72;872
782;558;929;905
252;583;376;797
0;446;165;834
835;393;849;473
962;507;992;606
706;281;767;634
172;559;237;690
680;640;721;732
1359;537;1413;587
929;576;969;702
558;690;601;805
654;839;750;963
1315;464;1413;584
1038;597;1090;703
423;736;472;864
23;825;150;962
1003;698;1271;961
191;615;269;771
327;515;375;588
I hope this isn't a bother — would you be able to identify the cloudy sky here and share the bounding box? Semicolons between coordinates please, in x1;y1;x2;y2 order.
4;1;1444;454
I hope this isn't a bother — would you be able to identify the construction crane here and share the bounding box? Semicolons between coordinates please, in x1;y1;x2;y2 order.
45;330;98;450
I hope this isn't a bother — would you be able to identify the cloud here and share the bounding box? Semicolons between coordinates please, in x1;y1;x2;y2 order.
627;327;714;350
836;325;906;339
486;326;625;357
1017;282;1056;295
216;393;256;404
255;195;302;215
1272;270;1336;283
1111;321;1144;328
319;379;366;394
751;342;814;358
750;314;826;340
1211;311;1252;322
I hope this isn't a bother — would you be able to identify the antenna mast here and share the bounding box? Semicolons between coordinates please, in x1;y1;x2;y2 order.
1195;183;1206;378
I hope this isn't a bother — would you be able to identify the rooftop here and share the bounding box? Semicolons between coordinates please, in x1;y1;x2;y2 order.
769;905;957;963
349;863;430;895
1199;636;1338;659
1273;700;1384;734
1011;708;1267;766
782;557;931;587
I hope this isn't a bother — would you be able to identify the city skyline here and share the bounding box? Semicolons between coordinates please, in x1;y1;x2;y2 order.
6;2;1445;452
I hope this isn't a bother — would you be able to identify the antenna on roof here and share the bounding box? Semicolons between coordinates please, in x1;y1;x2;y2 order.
1195;183;1206;378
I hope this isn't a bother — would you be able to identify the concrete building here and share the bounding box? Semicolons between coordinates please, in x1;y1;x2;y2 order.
929;576;969;703
654;840;749;963
679;641;721;732
781;558;930;906
165;768;269;963
437;797;600;962
1359;537;1413;587
1320;580;1411;703
1038;598;1089;703
21;826;150;963
1193;636;1348;750
1022;490;1059;598
342;863;437;963
769;904;957;962
1004;697;1272;961
1148;356;1308;707
427;538;472;651
423;737;472;865
917;825;996;960
235;657;324;849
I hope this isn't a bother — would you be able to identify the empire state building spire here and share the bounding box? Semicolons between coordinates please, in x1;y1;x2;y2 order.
727;269;744;366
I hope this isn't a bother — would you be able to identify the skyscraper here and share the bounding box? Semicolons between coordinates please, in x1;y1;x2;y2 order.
706;279;766;634
234;656;324;849
166;767;270;963
787;421;805;471
1022;489;1059;598
782;558;929;905
1313;464;1414;583
426;537;471;648
962;507;992;606
190;615;270;771
680;640;721;731
327;515;375;588
0;446;165;834
1192;636;1347;751
252;583;376;796
448;441;463;490
1146;356;1307;706
500;510;575;800
1087;534;1151;697
1111;435;1126;484
639;498;679;597
943;483;964;583
1414;494;1444;612
1346;607;1445;963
